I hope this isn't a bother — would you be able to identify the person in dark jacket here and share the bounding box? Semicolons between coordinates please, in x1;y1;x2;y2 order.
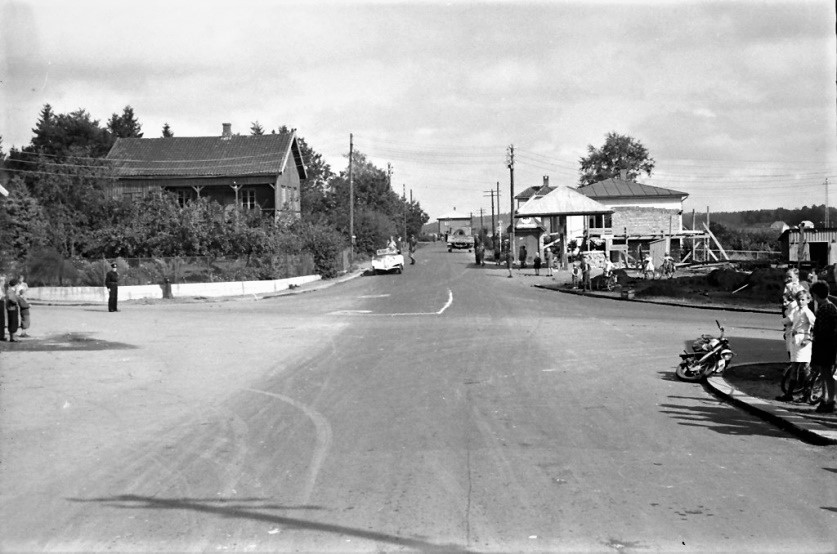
5;278;19;342
810;281;837;413
105;263;120;312
0;274;6;341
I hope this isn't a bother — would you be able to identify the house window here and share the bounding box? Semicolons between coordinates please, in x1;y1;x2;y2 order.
242;189;257;210
587;214;612;229
175;189;190;207
280;186;287;208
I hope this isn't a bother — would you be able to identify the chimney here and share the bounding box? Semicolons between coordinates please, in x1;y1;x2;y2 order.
222;123;232;138
619;169;627;181
542;175;550;188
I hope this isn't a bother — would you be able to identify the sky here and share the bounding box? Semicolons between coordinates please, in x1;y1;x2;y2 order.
1;0;835;221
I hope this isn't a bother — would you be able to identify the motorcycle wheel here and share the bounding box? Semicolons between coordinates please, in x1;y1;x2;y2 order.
676;359;705;382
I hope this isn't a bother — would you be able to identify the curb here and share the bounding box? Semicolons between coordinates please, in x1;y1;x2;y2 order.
534;284;778;315
260;267;369;298
705;365;837;445
28;267;371;307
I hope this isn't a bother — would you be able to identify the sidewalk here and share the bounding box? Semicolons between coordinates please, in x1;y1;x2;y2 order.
707;364;837;445
533;278;777;314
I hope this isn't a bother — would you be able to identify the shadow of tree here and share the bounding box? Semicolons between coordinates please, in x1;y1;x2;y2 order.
66;495;473;553
659;401;790;439
0;333;137;352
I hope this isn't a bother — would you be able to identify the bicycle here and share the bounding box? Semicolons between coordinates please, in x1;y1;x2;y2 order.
600;271;618;291
780;363;825;404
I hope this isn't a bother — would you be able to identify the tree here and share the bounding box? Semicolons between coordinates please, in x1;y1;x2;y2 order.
24;152;114;257
578;132;655;187
297;135;334;222
161;122;174;137
29;105;112;158
250;121;265;135
0;176;49;263
405;200;429;238
106;105;143;140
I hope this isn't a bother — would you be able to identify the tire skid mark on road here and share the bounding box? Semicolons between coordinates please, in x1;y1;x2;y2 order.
595;317;636;339
244;388;333;503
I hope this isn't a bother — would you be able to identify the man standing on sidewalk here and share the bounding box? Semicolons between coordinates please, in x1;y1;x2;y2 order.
544;247;554;278
105;263;120;313
408;234;417;265
809;281;837;413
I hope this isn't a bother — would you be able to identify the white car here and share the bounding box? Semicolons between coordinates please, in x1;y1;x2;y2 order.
371;248;404;274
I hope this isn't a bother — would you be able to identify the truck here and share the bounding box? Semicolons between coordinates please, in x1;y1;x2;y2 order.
447;227;475;252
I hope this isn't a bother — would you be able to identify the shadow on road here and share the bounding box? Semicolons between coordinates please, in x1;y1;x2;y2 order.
657;370;682;382
0;332;137;352
659;400;789;439
66;495;473;553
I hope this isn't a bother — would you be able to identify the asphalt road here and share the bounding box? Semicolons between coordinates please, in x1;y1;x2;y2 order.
1;243;835;552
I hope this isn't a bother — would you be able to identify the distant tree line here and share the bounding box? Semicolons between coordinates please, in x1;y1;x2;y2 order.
0;105;429;283
708;205;837;230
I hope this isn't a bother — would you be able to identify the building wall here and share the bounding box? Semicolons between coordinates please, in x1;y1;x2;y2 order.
114;176;288;216
611;206;682;236
276;167;301;216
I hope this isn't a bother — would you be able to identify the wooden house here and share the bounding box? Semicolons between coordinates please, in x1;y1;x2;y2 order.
105;124;307;220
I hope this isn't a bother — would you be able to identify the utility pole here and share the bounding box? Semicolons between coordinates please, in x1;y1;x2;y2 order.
403;184;407;240
496;181;501;245
480;208;484;232
825;178;830;227
349;134;354;260
484;188;496;241
507;145;515;270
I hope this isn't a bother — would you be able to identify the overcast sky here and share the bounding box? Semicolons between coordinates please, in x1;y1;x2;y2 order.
2;0;835;220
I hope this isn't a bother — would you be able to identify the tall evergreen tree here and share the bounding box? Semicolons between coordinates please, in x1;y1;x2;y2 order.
161;122;174;137
29;106;111;158
106;105;143;140
250;121;265;135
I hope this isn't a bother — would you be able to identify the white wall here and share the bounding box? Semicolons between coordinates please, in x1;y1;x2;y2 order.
26;275;322;303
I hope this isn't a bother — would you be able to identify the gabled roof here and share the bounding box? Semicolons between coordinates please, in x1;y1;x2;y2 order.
515;185;555;201
578;178;687;200
106;132;306;179
436;210;472;221
516;186;612;217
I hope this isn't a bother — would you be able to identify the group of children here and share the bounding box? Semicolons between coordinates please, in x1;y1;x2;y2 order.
1;275;31;342
779;268;837;413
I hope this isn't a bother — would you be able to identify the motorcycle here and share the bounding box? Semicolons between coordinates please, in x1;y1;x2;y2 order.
676;320;735;381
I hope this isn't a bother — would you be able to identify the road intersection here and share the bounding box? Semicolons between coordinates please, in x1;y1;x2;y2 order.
1;243;834;551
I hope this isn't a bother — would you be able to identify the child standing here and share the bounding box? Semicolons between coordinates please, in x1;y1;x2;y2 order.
533;252;542;276
571;258;581;288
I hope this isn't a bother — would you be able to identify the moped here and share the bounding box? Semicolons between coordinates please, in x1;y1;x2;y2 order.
676;320;735;381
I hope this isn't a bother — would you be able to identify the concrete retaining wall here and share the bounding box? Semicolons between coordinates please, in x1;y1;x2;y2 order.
25;274;322;303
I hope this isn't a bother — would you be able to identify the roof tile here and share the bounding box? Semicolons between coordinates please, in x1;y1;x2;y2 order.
106;133;294;177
